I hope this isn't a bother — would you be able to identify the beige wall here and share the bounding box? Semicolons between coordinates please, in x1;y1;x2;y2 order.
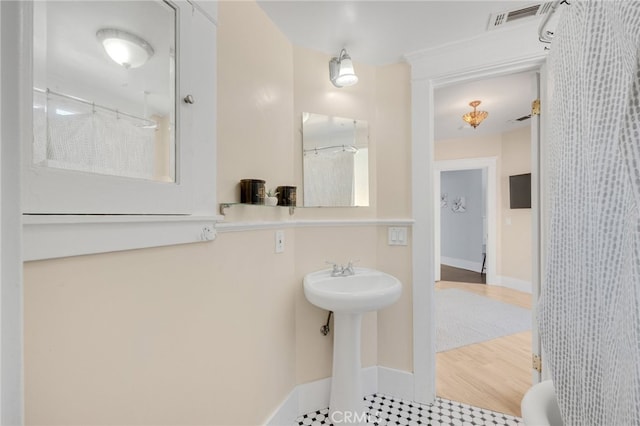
217;1;294;219
500;127;532;282
24;1;413;425
435;126;532;282
25;231;297;426
292;45;377;219
374;63;413;370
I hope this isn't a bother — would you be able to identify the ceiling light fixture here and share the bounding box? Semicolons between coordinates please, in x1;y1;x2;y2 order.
462;100;489;129
96;28;154;69
329;48;358;88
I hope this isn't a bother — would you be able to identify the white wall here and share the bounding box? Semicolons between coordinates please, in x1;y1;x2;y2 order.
440;169;484;270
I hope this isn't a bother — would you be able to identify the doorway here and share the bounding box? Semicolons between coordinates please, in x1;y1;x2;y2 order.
434;158;497;285
431;73;536;416
410;56;546;412
439;168;487;284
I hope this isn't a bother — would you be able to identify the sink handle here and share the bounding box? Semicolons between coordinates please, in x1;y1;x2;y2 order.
325;260;341;272
343;260;359;276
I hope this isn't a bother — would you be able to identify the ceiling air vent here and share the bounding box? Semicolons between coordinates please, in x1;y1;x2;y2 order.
488;2;553;30
508;114;532;125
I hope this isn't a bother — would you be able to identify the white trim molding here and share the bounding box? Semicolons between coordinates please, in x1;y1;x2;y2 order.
1;1;24;422
217;218;415;233
23;216;414;261
23;215;219;261
497;275;533;294
265;366;413;426
378;367;415;402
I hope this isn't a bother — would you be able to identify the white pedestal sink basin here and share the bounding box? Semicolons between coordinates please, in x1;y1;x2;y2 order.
303;267;402;424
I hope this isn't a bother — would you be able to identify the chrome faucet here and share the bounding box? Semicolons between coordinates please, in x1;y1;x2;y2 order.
326;260;359;277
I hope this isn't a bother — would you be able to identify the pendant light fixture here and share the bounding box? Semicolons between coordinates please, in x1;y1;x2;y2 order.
329;48;358;88
462;100;489;129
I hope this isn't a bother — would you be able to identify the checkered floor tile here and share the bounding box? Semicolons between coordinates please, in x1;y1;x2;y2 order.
295;394;523;425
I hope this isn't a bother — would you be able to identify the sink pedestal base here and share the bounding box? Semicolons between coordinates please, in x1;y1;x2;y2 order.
329;312;367;425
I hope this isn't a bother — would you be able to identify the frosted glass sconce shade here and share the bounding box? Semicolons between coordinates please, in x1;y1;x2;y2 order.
329;48;358;88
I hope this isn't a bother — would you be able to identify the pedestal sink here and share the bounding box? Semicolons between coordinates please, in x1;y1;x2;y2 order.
303;267;402;424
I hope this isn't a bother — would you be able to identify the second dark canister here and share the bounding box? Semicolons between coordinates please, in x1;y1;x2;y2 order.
276;186;296;206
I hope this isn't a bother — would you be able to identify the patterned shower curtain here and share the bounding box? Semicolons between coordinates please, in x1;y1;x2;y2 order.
539;2;640;425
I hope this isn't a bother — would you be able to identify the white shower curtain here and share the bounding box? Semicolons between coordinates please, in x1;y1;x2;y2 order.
303;151;355;206
34;105;156;180
539;2;640;425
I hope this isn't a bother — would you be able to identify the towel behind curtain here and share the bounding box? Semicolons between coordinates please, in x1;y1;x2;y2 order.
539;2;640;425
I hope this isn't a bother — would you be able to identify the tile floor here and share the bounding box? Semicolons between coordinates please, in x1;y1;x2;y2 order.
296;394;523;426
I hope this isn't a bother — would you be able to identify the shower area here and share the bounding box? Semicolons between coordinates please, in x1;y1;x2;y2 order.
302;112;369;207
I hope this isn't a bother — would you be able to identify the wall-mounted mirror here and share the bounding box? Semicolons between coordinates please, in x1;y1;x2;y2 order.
32;1;176;183
302;112;369;207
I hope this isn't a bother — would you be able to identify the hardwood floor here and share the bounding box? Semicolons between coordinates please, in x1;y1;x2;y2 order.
441;264;486;284
435;281;532;417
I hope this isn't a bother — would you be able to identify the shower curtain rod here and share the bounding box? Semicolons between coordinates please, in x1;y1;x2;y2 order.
538;0;570;44
33;87;157;127
303;144;359;154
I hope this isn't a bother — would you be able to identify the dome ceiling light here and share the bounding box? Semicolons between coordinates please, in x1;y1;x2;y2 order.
96;28;154;69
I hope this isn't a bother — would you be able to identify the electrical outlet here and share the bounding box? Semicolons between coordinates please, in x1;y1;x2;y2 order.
275;230;285;253
201;225;215;241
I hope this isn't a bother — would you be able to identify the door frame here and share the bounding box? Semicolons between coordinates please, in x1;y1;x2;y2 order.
411;55;546;404
434;158;497;284
0;1;25;423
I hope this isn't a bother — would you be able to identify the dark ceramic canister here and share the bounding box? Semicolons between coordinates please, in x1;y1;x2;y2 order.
276;186;296;206
240;179;266;204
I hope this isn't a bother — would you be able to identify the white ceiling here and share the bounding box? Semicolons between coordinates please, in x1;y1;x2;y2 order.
257;1;547;140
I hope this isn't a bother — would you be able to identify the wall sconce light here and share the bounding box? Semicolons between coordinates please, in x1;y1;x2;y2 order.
329;48;358;88
96;28;154;69
462;100;489;129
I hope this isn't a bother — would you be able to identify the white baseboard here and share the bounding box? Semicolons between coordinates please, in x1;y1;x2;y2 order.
441;256;483;273
264;366;414;425
265;388;299;426
496;275;532;293
378;366;415;401
298;376;332;418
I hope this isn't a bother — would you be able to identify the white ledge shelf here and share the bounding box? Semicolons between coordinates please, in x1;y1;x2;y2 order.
23;214;221;261
219;202;296;216
216;218;415;233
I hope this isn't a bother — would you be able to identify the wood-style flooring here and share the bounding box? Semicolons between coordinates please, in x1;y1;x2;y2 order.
435;280;532;417
441;264;486;284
